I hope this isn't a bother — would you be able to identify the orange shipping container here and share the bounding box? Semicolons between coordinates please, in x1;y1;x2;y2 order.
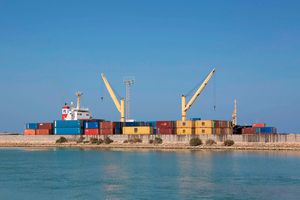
36;129;51;135
24;129;36;135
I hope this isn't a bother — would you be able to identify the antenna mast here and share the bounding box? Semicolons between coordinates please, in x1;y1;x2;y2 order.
75;91;83;109
124;77;135;120
232;98;237;126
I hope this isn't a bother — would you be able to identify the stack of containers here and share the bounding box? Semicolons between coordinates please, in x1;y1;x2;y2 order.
123;121;153;135
24;123;38;135
99;121;123;135
156;121;175;134
176;120;195;134
36;123;53;135
194;120;233;135
54;120;82;135
195;120;215;135
215;120;233;135
84;120;100;135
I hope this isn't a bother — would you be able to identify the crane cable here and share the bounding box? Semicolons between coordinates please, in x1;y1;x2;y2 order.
213;72;216;111
100;78;122;102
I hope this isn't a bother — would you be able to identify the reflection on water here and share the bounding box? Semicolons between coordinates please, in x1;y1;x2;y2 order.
0;148;300;200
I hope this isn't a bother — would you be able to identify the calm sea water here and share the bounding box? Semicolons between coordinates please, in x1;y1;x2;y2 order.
0;148;300;200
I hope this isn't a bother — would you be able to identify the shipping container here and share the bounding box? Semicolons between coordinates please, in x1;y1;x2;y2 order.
100;121;115;129
190;118;201;121
256;127;277;134
123;126;153;135
253;123;266;128
157;127;174;134
195;128;214;135
38;123;53;130
36;129;51;135
114;122;124;129
83;121;99;129
24;129;36;135
26;123;38;129
242;127;256;134
215;128;233;135
215;120;232;128
84;128;99;135
54;120;82;128
176;120;195;128
156;121;174;128
54;128;82;135
195;120;215;128
147;121;157;128
124;121;147;127
176;127;195;135
114;127;122;135
99;128;114;135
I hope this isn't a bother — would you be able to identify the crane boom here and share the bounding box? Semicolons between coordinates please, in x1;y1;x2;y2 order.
181;68;215;121
101;73;125;122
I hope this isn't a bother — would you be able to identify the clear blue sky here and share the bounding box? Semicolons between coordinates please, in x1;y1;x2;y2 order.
0;0;299;133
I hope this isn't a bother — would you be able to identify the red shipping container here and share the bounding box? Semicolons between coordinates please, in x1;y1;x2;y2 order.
100;128;114;135
38;123;53;129
242;128;255;134
100;122;116;129
252;123;266;128
84;128;99;135
24;129;36;135
156;121;174;128
157;128;174;134
36;129;51;135
215;121;220;128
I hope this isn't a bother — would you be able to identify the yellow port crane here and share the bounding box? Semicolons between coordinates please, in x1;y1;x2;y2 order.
181;68;216;121
101;73;125;122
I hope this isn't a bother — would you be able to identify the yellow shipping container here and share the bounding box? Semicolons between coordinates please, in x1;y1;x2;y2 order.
176;120;195;128
195;120;215;128
176;127;195;135
122;126;153;135
195;128;215;135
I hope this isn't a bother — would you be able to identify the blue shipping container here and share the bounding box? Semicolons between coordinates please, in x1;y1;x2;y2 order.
115;122;125;129
26;123;38;129
125;122;147;127
54;128;82;135
190;118;201;121
83;121;99;129
147;121;157;128
54;120;82;128
256;127;276;134
114;127;122;135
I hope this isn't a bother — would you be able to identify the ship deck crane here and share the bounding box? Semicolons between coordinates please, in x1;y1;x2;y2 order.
101;73;125;122
181;68;216;121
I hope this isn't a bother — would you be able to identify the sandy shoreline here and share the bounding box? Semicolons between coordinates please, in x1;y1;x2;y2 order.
2;143;300;151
